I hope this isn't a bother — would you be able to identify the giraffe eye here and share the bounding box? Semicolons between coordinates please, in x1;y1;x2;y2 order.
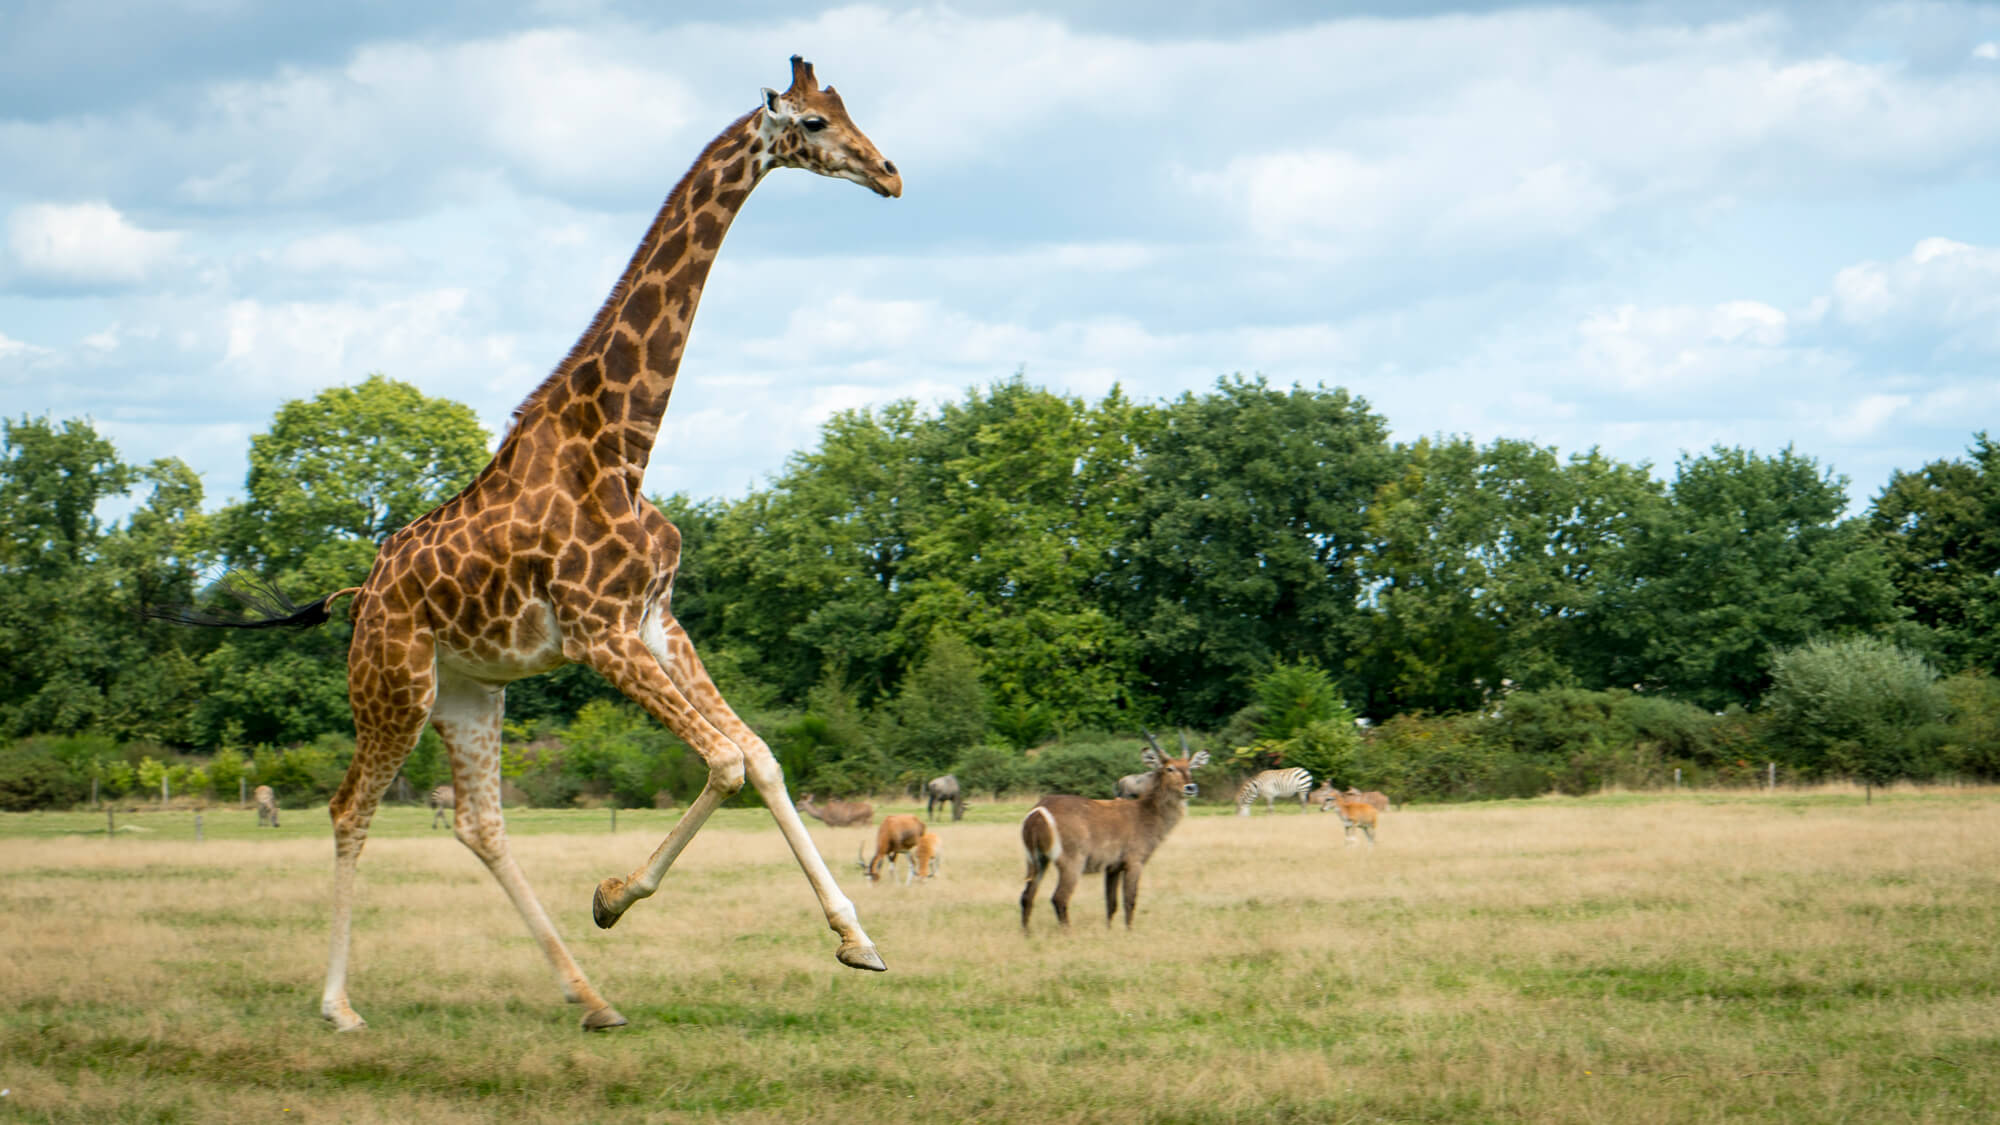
802;117;828;133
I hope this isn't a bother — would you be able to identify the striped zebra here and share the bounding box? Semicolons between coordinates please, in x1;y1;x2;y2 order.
428;785;455;830
1235;768;1315;816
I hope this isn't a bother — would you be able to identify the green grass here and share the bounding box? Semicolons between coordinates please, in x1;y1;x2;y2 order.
4;789;1999;1122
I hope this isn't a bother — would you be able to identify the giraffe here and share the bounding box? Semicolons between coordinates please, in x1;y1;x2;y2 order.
169;56;901;1032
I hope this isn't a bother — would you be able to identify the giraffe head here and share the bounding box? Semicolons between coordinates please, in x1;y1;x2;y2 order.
759;55;902;198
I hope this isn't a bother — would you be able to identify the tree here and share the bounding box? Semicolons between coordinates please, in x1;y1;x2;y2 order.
1613;447;1900;711
1115;377;1395;725
883;633;990;773
1867;433;2000;675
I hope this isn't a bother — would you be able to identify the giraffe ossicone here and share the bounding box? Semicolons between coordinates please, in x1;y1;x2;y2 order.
173;55;900;1032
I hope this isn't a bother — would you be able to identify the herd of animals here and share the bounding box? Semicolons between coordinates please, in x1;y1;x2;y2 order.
247;746;1388;933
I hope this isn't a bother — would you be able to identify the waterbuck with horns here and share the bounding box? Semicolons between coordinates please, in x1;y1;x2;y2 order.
1019;732;1208;931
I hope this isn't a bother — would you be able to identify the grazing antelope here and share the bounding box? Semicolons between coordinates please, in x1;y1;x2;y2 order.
428;785;455;829
1331;793;1378;847
254;785;280;828
912;831;942;881
857;814;926;883
925;775;965;821
796;794;874;827
1113;772;1151;799
1235;768;1315;815
1019;736;1210;931
1344;787;1390;813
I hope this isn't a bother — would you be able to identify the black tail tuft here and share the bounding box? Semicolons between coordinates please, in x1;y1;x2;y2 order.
147;572;342;630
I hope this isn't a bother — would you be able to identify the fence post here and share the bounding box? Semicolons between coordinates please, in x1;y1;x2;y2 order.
161;775;169;807
610;807;617;834
1674;767;1682;790
1767;761;1776;791
195;811;204;843
240;777;247;806
107;807;115;839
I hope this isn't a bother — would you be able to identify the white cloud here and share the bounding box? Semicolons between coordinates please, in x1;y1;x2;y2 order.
1828;237;2000;353
6;201;180;286
275;232;409;274
1576;300;1790;390
1974;42;1998;61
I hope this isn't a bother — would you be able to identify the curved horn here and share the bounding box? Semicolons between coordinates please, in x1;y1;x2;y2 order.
1178;729;1191;753
1140;729;1165;753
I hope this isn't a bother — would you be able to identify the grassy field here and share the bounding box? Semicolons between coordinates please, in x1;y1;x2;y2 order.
3;788;1998;1123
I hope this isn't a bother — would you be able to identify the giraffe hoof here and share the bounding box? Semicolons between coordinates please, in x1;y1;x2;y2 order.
581;1005;629;1032
836;942;887;972
322;1008;367;1033
592;878;627;930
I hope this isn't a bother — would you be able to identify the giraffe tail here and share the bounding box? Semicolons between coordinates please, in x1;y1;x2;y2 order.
146;571;362;630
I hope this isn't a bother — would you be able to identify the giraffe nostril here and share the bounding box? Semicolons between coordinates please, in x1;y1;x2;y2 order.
882;160;897;176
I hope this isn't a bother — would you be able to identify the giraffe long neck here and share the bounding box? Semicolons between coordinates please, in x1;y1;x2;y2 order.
503;110;771;474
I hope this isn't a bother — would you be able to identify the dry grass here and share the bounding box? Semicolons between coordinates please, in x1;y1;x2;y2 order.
4;790;1999;1123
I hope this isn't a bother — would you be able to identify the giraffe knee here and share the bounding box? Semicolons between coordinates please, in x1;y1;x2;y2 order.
704;748;747;795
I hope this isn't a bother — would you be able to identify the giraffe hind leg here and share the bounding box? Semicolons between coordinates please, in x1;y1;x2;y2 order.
432;669;624;1032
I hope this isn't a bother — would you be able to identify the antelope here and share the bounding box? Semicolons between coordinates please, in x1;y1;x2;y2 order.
797;794;874;827
857;814;926;883
1235;768;1314;815
925;775;965;821
1019;734;1210;931
912;831;942;881
1345;787;1390;813
1113;772;1151;799
254;785;279;828
1331;793;1378;847
1307;781;1340;811
428;784;455;829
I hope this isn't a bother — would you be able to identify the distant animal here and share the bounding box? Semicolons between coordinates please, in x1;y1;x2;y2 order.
797;794;874;827
1308;782;1341;811
925;775;965;821
1235;768;1315;815
912;831;942;881
1019;733;1210;930
1344;787;1390;813
1331;793;1378;848
254;785;279;828
429;785;455;829
1114;772;1152;799
858;814;927;883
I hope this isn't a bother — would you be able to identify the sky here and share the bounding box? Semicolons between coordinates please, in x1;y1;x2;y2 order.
4;0;1999;518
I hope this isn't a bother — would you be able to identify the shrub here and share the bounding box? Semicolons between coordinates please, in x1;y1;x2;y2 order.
1027;737;1147;798
952;741;1027;799
1764;636;1947;784
0;744;88;810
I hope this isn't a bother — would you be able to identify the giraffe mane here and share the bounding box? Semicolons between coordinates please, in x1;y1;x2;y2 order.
508;108;763;431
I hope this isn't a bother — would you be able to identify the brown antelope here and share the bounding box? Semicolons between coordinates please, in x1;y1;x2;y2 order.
428;784;455;829
924;775;965;821
857;814;926;883
797;794;874;827
1019;735;1210;931
1331;793;1378;847
912;831;942;881
254;785;280;828
1344;787;1390;813
1307;781;1340;811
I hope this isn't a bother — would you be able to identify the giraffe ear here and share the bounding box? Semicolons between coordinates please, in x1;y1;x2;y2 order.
761;88;792;121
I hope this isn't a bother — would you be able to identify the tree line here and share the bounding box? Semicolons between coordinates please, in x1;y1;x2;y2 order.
2;372;1996;810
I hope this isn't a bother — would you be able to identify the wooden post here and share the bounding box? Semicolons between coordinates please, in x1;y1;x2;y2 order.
107;807;115;839
240;776;247;806
610;806;617;834
91;775;98;807
195;811;204;843
1767;761;1776;791
1674;767;1681;789
161;774;170;807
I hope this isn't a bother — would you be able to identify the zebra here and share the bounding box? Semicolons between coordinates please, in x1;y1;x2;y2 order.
254;785;280;828
428;785;455;830
1235;768;1315;815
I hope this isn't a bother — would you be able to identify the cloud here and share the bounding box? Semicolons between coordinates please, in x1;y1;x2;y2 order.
1826;237;2000;355
6;201;180;288
1575;300;1791;391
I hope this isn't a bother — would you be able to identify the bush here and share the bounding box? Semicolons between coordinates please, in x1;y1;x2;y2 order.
1939;671;2000;779
0;744;88;810
952;741;1027;799
1360;712;1494;803
1764;636;1947;784
1027;737;1148;798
